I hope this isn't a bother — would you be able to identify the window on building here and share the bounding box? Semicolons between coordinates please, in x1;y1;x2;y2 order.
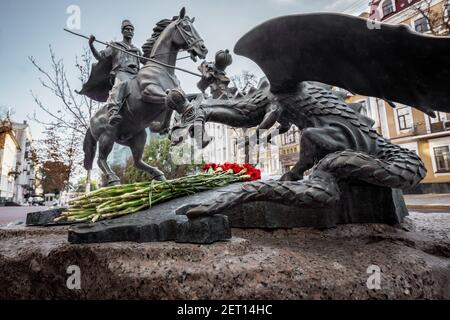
434;146;450;172
445;3;450;18
430;112;447;124
414;16;430;32
382;0;394;16
282;128;298;145
396;107;413;130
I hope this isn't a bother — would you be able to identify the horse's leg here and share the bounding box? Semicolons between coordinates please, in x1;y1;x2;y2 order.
141;83;167;104
97;133;121;186
129;130;167;181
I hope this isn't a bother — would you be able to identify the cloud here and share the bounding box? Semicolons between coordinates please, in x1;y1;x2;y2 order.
324;0;369;14
325;0;355;10
269;0;297;4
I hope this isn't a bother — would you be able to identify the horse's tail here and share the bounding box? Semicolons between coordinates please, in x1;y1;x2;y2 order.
83;127;97;170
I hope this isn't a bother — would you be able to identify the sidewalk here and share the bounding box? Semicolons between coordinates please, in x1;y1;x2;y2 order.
0;206;48;225
404;193;450;212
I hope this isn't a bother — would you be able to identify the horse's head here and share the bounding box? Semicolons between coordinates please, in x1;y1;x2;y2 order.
171;7;208;62
167;89;212;148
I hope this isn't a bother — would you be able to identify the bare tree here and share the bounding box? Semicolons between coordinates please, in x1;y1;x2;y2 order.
63;121;82;191
29;46;101;191
230;70;258;95
412;0;450;35
34;119;82;194
0;106;15;120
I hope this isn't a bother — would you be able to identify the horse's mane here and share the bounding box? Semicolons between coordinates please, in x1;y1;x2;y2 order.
142;18;174;58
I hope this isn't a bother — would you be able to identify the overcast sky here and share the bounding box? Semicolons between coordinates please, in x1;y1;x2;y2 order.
0;0;370;139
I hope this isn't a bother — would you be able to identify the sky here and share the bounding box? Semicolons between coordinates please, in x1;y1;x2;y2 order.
0;0;370;140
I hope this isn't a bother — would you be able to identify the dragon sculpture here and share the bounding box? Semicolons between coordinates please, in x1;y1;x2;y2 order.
169;13;450;219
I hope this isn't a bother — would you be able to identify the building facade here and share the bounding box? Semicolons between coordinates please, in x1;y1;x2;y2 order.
231;127;282;176
347;93;450;194
199;124;281;176
370;0;449;35
202;122;231;164
0;120;21;202
12;121;36;203
352;0;450;192
0;119;37;203
279;127;301;174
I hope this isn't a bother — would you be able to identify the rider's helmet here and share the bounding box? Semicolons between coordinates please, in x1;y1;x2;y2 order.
121;20;134;31
214;49;233;72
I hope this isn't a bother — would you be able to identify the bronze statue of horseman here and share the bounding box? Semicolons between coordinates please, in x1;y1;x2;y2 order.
78;8;207;186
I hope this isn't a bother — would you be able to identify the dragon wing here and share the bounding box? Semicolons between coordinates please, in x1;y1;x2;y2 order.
234;13;450;114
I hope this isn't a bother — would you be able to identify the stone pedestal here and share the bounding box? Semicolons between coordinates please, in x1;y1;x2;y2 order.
2;212;450;299
221;182;407;229
26;181;408;244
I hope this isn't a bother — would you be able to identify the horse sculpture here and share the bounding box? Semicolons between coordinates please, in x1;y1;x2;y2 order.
82;8;208;186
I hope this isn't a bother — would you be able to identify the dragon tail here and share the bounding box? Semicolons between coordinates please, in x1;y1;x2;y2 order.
186;172;339;219
313;147;426;190
186;146;426;219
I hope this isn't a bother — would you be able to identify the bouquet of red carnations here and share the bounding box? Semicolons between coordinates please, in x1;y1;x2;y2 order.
201;162;261;181
55;163;261;223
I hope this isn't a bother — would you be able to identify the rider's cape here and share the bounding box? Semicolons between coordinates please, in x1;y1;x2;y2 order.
234;13;450;114
77;41;141;102
77;58;113;102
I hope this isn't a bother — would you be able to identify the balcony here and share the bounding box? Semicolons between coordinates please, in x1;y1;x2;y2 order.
430;115;450;134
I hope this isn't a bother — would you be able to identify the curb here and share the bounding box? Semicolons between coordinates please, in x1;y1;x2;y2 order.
407;204;450;212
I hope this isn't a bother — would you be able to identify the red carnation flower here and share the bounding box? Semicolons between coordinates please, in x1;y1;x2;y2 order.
201;162;261;181
202;163;217;171
242;163;261;181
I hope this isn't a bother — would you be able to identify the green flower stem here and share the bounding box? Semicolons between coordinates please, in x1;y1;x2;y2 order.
58;172;252;223
97;198;146;214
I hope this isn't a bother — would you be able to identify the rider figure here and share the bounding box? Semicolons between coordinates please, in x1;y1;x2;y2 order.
197;49;233;99
167;50;234;123
89;20;143;125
